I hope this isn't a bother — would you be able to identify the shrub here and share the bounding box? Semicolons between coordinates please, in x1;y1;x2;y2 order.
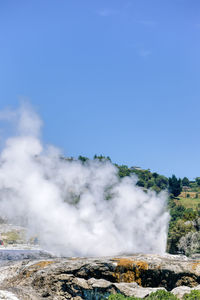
167;219;194;254
178;231;200;256
183;290;200;299
108;291;178;300
147;290;178;299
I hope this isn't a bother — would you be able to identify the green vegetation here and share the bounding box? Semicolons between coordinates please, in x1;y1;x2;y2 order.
108;290;200;300
108;291;178;299
195;178;200;186
77;155;169;193
94;154;111;162
183;290;200;299
182;177;190;187
178;231;200;256
2;230;25;245
178;198;200;210
167;218;195;254
167;197;200;255
147;290;178;299
169;175;182;197
78;155;89;163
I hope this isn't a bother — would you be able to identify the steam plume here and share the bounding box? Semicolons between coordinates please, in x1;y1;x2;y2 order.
0;105;169;256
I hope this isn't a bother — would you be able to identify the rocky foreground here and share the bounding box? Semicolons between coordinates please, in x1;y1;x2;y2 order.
1;253;200;299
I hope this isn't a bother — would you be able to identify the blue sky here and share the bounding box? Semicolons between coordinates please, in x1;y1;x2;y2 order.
0;0;200;179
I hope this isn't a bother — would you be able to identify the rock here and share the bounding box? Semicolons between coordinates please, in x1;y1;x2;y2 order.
114;282;166;298
1;253;200;299
88;278;112;288
0;290;20;300
172;284;200;299
171;286;192;299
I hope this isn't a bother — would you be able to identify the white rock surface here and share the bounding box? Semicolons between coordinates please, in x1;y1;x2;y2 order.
0;290;19;300
172;285;200;299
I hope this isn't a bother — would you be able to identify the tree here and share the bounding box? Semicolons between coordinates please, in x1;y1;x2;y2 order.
93;155;111;162
167;219;194;254
151;185;161;193
155;175;168;189
183;208;198;221
152;172;158;178
136;179;145;187
147;179;154;188
178;231;200;256
78;156;89;163
168;175;182;197
195;177;200;186
182;177;190;186
170;205;186;222
117;165;131;178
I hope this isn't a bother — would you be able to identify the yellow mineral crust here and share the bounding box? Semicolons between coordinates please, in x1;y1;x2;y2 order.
24;261;55;278
112;258;148;285
191;261;200;272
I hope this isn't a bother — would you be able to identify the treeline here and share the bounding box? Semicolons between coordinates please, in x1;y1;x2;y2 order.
77;155;200;196
77;155;169;193
77;155;186;195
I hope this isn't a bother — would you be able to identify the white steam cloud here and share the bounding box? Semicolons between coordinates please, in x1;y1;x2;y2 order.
0;105;169;256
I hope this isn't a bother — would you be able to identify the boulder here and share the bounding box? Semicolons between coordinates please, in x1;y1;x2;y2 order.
172;284;200;299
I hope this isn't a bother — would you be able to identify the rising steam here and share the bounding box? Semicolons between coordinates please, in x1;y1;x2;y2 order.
0;104;169;256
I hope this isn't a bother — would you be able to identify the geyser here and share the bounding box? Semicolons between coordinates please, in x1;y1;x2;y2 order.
0;104;169;256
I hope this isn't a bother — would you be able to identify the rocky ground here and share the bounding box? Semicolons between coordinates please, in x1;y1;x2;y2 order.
1;253;200;299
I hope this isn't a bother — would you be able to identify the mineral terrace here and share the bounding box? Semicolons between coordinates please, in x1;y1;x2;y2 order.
1;253;200;299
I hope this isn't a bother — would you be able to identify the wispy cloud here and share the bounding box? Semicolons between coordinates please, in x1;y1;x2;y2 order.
131;43;152;58
0;109;16;121
135;20;157;27
139;49;152;58
97;9;118;17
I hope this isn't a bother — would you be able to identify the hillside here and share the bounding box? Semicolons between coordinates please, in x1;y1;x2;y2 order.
1;154;200;258
77;155;200;257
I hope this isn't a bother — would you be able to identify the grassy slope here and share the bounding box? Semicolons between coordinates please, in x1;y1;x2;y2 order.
177;197;200;209
177;184;200;209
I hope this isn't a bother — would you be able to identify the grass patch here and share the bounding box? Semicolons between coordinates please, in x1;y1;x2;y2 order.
2;230;26;244
177;198;200;209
